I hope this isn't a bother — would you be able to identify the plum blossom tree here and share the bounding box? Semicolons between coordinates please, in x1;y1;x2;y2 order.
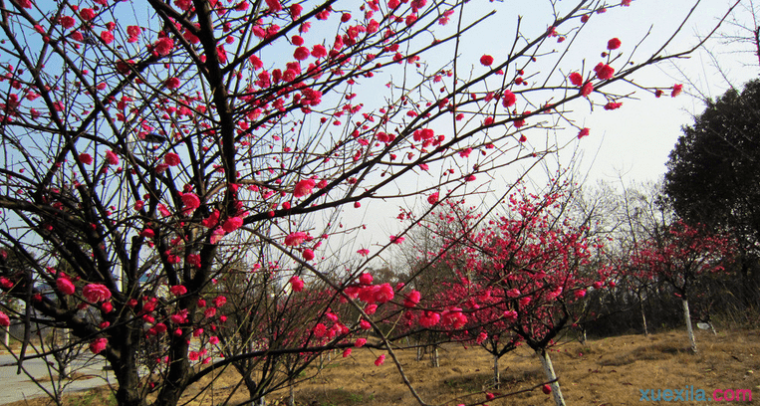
407;178;609;405
462;183;606;406
0;0;737;405
624;220;733;353
212;247;359;406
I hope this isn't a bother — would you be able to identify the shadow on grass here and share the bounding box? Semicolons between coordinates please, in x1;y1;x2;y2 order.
297;387;375;406
598;342;689;366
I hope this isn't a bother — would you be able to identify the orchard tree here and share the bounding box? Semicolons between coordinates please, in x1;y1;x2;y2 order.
398;193;488;368
406;196;520;380
0;0;737;406
477;185;607;406
625;220;733;353
184;248;313;406
419;179;610;406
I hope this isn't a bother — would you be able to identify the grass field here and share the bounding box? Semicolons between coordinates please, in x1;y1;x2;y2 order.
7;329;760;406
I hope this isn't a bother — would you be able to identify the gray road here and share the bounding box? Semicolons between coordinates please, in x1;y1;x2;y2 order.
0;351;113;405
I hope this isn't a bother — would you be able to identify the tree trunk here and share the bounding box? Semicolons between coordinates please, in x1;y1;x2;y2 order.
682;298;698;353
243;374;265;406
580;328;587;345
536;348;566;406
54;352;70;379
431;346;439;368
112;328;150;406
3;326;9;348
416;345;424;361
288;381;295;406
113;360;147;406
154;337;191;406
55;329;71;378
493;354;500;389
638;291;649;336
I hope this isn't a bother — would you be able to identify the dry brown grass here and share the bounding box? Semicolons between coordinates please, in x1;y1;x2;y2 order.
7;329;760;406
33;372;98;384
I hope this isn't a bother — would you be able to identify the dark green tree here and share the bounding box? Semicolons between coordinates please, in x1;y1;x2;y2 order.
664;79;760;296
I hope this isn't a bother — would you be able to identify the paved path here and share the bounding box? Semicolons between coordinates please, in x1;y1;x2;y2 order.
0;352;113;405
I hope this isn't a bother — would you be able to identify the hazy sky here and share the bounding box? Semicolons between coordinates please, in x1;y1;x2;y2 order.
568;0;757;184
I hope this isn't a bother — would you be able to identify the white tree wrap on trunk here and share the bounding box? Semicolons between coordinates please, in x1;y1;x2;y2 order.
683;299;698;353
536;348;566;406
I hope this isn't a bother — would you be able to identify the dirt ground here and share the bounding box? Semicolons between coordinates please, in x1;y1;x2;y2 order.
7;329;760;406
